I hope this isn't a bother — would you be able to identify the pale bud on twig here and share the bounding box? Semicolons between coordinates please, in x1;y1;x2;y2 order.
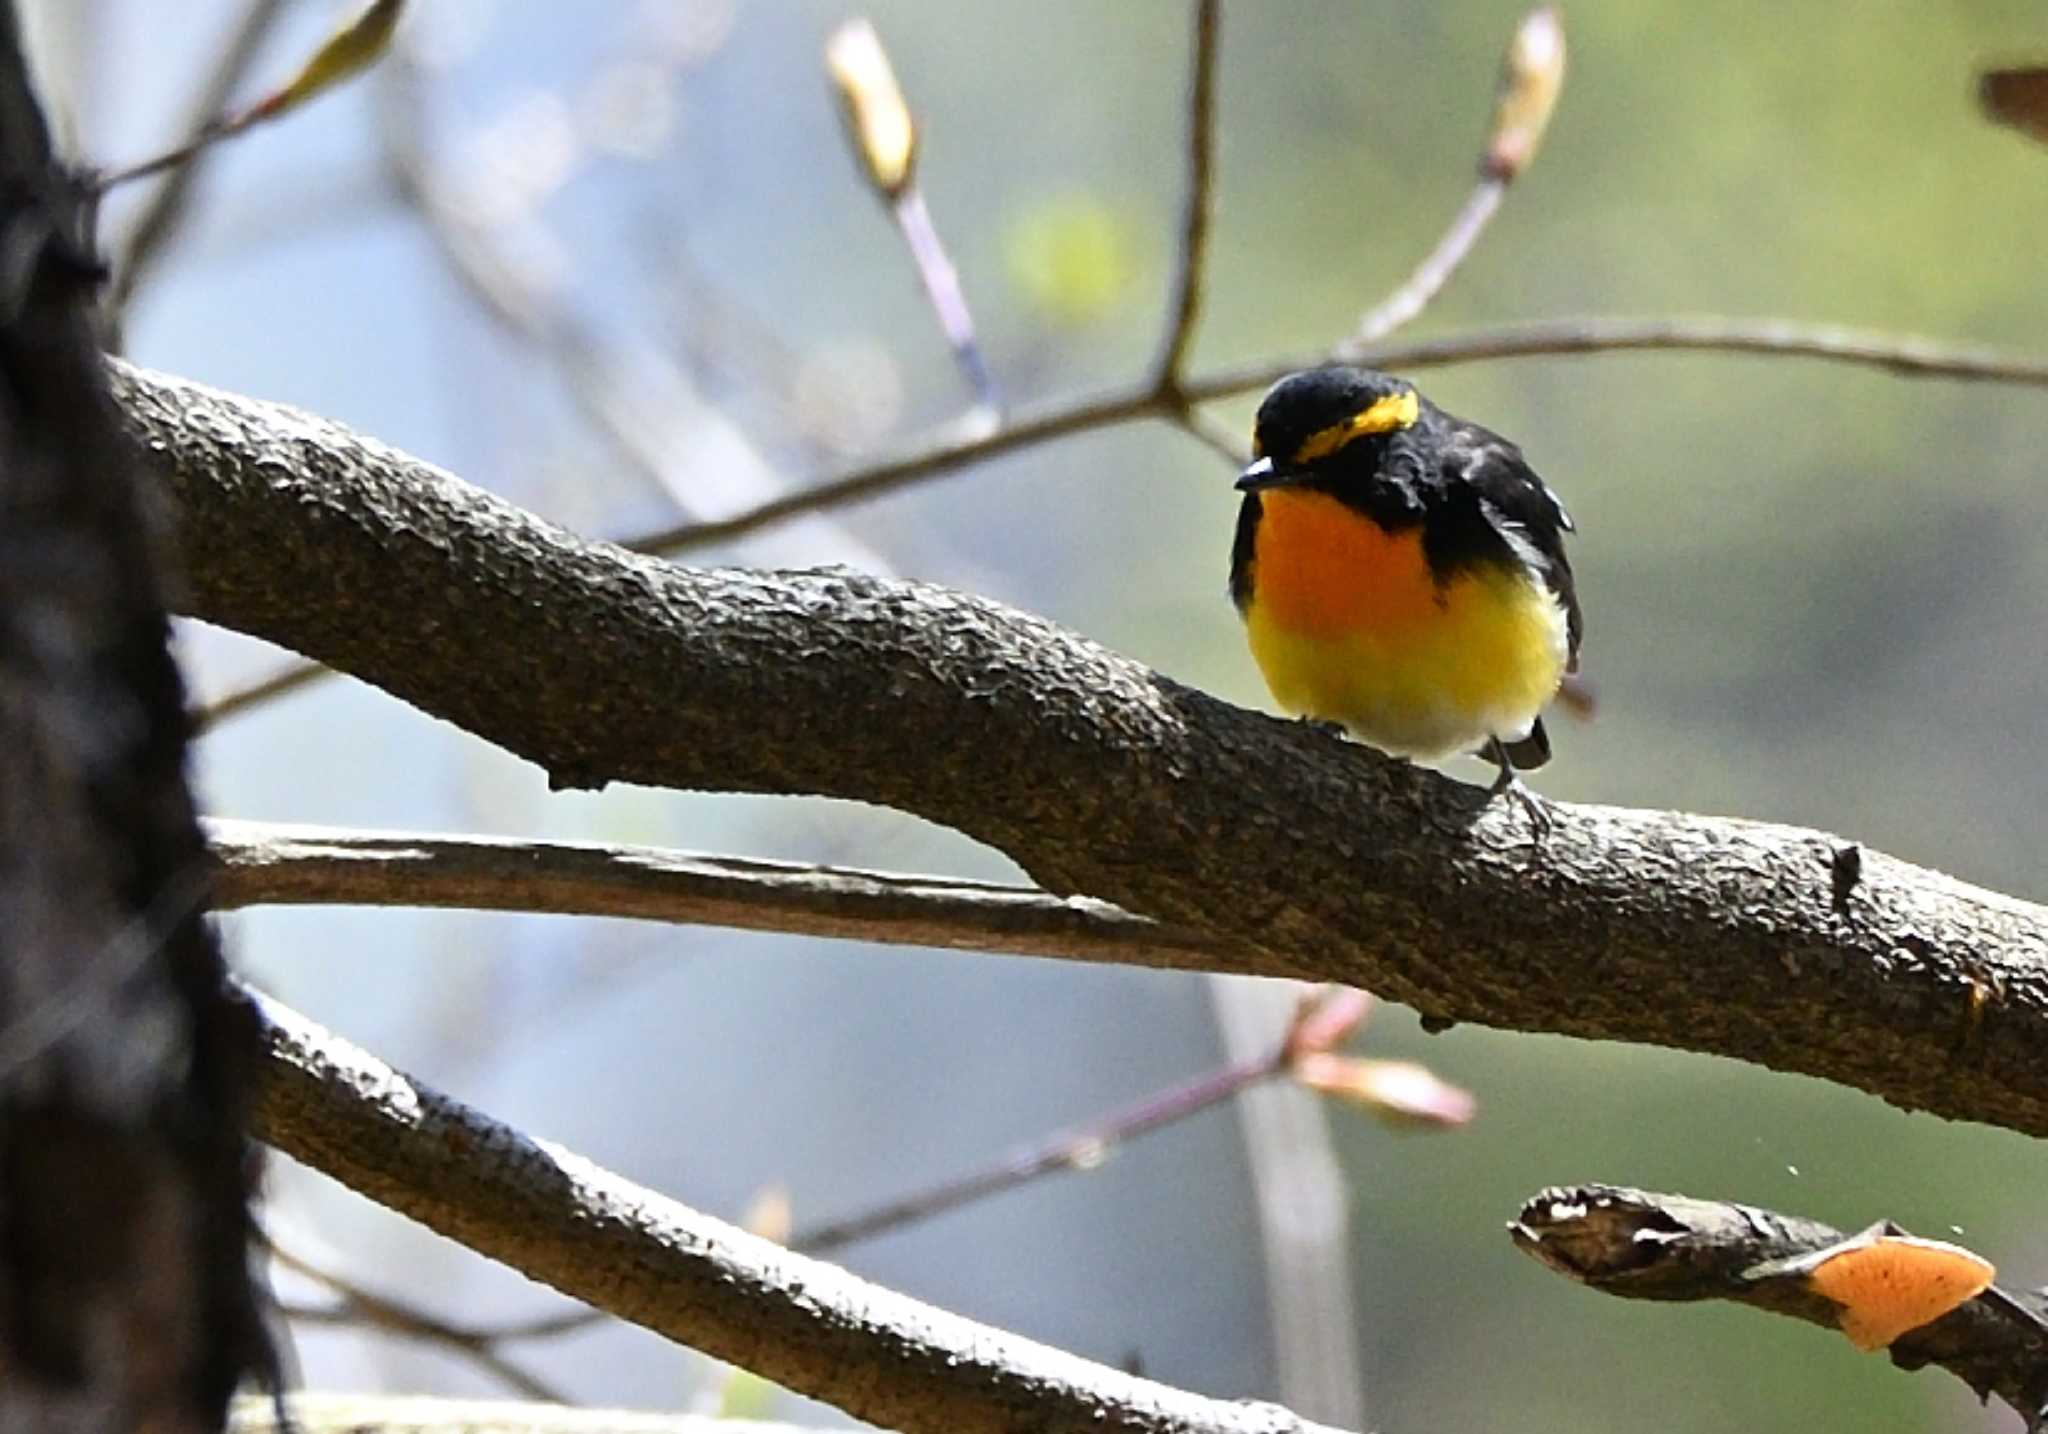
1482;5;1565;182
1293;1053;1476;1130
1282;986;1375;1062
826;19;918;201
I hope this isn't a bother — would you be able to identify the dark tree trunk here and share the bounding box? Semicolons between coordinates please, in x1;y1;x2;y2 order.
0;6;268;1429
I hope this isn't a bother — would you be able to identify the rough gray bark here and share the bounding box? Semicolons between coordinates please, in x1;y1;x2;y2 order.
115;360;2048;1133
113;360;2048;1136
0;19;266;1431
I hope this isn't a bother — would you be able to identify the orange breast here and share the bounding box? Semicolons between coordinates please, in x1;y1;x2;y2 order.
1239;486;1569;758
1250;489;1439;637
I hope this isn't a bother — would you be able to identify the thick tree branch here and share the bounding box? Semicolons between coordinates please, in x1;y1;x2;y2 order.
120;361;2048;1134
248;989;1349;1434
1512;1184;2048;1424
204;819;1218;969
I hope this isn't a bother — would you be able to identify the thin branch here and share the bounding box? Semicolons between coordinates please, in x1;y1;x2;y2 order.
791;988;1327;1255
374;56;694;513
1352;177;1504;343
268;1240;569;1403
175;52;906;744
228;1392;828;1433
630;383;1157;554
1169;403;1249;464
1152;0;1220;387
375;52;899;563
193;655;332;733
106;0;287;316
826;19;999;411
892;186;999;411
248;988;1352;1434
1347;5;1564;344
120;360;2048;1135
204;819;1221;970
98;0;403;197
1512;1184;2048;1425
1328;313;2048;390
636;316;2048;555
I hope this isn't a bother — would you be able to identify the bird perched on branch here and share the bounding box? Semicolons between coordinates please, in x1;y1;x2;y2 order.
1230;366;1581;817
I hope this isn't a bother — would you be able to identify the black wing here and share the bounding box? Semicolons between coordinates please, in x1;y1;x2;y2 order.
1227;493;1262;612
1441;420;1582;671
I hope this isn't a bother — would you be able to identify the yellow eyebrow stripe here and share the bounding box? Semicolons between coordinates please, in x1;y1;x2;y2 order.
1290;389;1419;464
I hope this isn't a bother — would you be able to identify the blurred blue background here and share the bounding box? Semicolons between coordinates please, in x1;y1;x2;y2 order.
40;0;2048;1428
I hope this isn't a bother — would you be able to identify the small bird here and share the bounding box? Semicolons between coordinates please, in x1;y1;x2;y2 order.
1230;366;1581;811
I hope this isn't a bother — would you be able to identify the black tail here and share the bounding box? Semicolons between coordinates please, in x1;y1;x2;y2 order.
1494;717;1550;772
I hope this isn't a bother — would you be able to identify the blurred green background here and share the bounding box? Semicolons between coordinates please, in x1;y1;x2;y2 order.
60;0;2048;1428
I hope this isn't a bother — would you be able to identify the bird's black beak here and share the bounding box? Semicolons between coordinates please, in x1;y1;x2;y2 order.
1234;456;1293;492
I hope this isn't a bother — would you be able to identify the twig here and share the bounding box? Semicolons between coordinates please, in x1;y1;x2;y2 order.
107;0;288;316
276;1309;562;1404
635;315;2048;554
193;655;333;733
892;186;998;411
630;381;1159;554
1352;178;1504;343
268;1239;571;1402
791;988;1337;1255
1169;403;1248;464
374;52;900;561
1152;0;1220;388
248;987;1352;1434
1330;313;2048;390
373;56;692;513
827;19;998;411
97;0;404;195
1512;1184;2048;1425
203;819;1220;970
1350;5;1564;343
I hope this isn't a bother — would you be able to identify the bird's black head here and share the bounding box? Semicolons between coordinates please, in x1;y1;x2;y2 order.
1236;366;1421;492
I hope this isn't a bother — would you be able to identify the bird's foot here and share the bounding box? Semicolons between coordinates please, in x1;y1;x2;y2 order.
1484;741;1552;841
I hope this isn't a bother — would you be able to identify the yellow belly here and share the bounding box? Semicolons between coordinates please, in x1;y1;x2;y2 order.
1242;489;1567;759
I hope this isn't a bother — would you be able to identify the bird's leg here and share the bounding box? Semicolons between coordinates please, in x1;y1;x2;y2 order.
1484;736;1551;839
1297;716;1349;740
